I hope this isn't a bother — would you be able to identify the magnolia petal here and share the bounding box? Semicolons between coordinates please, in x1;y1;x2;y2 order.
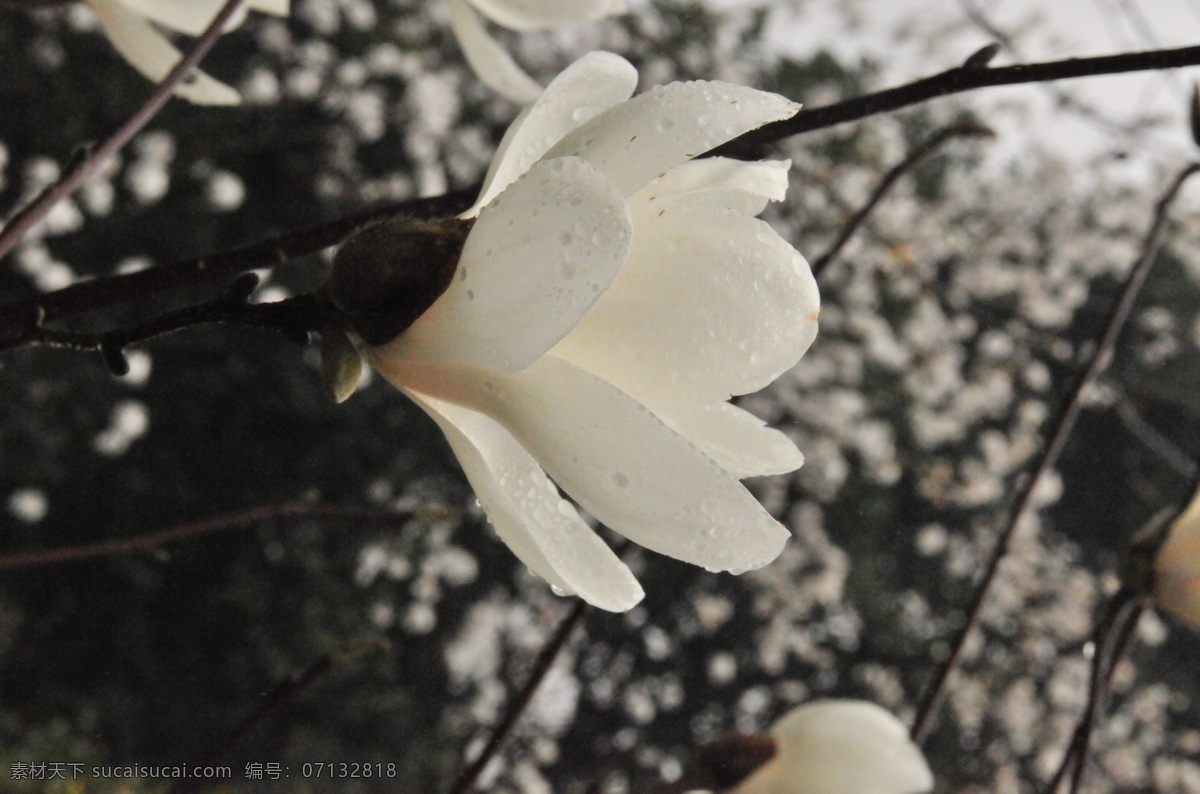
247;0;289;17
384;156;632;372
1154;484;1200;629
542;80;800;197
89;0;241;105
671;403;804;479
446;0;542;104
105;0;267;34
469;51;638;214
440;356;793;574
466;0;627;31
553;204;819;408
630;158;791;218
737;700;934;794
404;389;644;612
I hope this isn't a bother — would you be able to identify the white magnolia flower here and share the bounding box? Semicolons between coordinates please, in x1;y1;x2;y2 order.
86;0;289;105
445;0;627;102
735;700;934;794
348;52;818;612
1152;482;1200;629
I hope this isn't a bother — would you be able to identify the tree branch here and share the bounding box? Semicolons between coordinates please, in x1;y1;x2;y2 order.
0;0;248;262
811;121;994;279
909;160;1200;746
6;272;334;369
6;44;1200;346
0;188;477;348
717;43;1200;157
0;502;414;572
447;540;632;794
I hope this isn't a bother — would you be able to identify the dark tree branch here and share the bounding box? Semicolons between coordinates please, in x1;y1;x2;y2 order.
0;0;248;262
447;541;632;794
811;121;994;278
8;276;335;369
0;188;477;348
716;43;1200;158
5;44;1200;346
448;599;592;794
1043;594;1146;794
0;502;414;572
909;160;1200;746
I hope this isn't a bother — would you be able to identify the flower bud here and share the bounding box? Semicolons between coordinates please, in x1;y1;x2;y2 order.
1150;481;1200;630
734;701;933;794
329;217;474;346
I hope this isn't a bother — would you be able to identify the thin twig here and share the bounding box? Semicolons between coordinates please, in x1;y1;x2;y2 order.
447;541;633;794
0;502;413;572
1043;591;1136;794
811;122;994;278
1112;388;1199;479
171;636;391;794
0;0;248;262
1043;596;1146;794
447;599;592;794
1068;600;1145;794
909;161;1200;746
717;43;1200;157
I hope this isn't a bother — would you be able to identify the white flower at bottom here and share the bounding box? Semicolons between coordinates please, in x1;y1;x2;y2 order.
85;0;289;105
355;52;818;612
445;0;626;102
1152;482;1200;630
734;701;934;794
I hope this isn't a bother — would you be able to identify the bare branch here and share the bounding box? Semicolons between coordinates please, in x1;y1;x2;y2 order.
0;502;414;572
0;188;476;348
910;160;1200;746
0;0;248;261
811;121;994;279
718;43;1200;158
447;541;632;794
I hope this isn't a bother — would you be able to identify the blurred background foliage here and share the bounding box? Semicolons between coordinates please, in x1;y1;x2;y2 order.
2;0;1200;792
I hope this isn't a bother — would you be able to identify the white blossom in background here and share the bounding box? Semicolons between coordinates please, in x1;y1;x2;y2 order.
1153;483;1200;630
360;52;819;612
735;700;934;794
445;0;627;102
85;0;290;104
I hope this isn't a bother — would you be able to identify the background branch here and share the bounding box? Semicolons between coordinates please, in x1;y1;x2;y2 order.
909;160;1200;746
718;43;1200;157
0;501;415;572
0;0;248;262
811;121;994;279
